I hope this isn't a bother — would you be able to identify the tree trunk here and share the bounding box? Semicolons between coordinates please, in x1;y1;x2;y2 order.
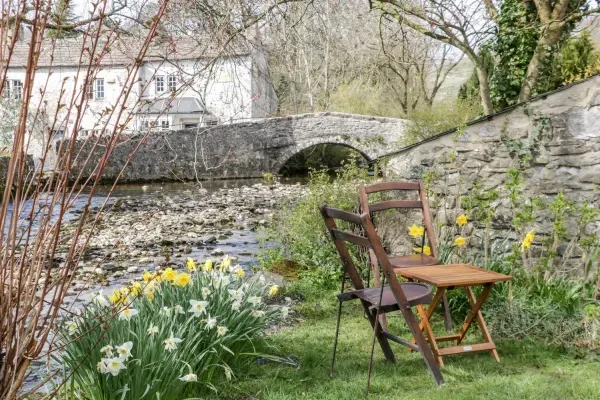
475;64;493;115
518;24;563;102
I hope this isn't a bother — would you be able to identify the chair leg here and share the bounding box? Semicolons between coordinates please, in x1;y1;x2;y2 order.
330;300;344;378
442;292;453;331
403;306;445;386
366;276;387;395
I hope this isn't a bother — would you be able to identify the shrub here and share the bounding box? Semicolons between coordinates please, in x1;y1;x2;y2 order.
59;257;287;399
259;160;376;289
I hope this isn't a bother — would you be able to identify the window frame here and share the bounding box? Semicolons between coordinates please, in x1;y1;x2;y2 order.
167;75;177;92
95;78;105;100
155;76;165;93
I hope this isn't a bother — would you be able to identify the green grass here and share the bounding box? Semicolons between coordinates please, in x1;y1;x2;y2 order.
210;304;600;400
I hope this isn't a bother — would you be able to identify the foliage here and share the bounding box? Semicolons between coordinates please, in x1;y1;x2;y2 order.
402;98;481;145
558;30;600;84
59;257;286;399
328;81;406;118
259;160;375;289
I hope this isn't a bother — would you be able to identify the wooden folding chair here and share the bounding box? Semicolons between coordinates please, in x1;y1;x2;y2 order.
359;181;453;331
320;204;444;393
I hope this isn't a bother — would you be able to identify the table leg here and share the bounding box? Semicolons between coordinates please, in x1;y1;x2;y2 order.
456;284;493;344
410;287;446;348
417;304;443;367
464;285;500;362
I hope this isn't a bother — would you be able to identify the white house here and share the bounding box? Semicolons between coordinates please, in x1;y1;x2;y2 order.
4;36;278;139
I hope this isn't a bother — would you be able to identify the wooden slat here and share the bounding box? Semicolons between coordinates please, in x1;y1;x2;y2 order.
437;342;496;356
434;334;461;342
363;181;420;194
369;200;423;212
381;331;420;351
322;206;363;225
397;264;512;287
331;229;371;248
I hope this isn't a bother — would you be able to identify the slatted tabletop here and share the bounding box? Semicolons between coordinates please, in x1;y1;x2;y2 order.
397;264;512;287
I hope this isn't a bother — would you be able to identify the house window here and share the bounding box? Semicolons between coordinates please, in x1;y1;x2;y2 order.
167;75;177;92
3;80;23;100
160;120;169;130
95;79;104;100
205;119;218;126
155;76;165;93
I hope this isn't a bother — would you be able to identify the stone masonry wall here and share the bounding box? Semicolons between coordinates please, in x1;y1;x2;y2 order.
386;75;600;270
68;112;409;182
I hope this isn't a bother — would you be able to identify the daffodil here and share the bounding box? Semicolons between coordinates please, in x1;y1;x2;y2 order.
413;245;432;256
408;224;425;238
220;255;232;271
173;272;191;287
521;230;535;251
91;291;109;307
248;296;262;306
233;266;245;279
119;308;139;321
201;287;211;298
115;342;133;360
203;259;213;272
120;287;130;296
174;305;185;315
231;300;241;311
160;307;172;317
205;317;217;329
142;270;154;283
100;345;113;357
217;326;228;336
163;335;183;351
269;285;279;296
130;281;143;296
228;288;244;302
147;325;159;336
189;299;208;317
186;258;197;272
454;236;467;247
97;360;108;373
456;214;468;227
162;268;177;281
109;290;123;305
102;357;127;376
252;310;266;318
179;373;198;382
66;320;78;336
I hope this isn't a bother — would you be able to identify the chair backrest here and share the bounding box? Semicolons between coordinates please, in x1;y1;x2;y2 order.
320;204;413;310
359;181;438;259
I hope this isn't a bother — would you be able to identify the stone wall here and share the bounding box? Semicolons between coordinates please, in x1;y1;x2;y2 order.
385;74;600;267
67;112;409;182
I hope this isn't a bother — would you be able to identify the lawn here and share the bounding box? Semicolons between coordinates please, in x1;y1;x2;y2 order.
212;303;600;400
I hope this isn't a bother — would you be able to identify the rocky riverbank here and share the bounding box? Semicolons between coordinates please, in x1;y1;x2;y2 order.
58;182;306;295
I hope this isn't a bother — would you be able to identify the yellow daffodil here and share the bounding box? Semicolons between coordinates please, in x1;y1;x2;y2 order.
454;236;466;247
186;258;197;272
162;267;177;282
269;285;279;296
414;245;432;256
456;214;468;227
203;259;213;272
220;255;232;271
521;230;535;251
119;287;130;297
234;266;245;279
145;289;155;301
408;224;425;238
155;273;163;284
173;272;191;287
130;281;143;296
142;271;153;283
109;290;122;304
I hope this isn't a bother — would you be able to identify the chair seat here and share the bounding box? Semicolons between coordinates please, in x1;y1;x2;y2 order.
345;282;433;312
389;254;438;269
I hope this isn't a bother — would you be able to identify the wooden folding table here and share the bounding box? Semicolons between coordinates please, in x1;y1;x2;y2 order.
396;264;512;367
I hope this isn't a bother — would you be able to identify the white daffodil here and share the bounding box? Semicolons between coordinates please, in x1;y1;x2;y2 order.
147;325;159;336
91;291;109;307
251;310;266;318
188;300;208;317
224;367;232;381
174;305;185;315
160;307;172;317
115;342;133;360
228;289;244;302
258;275;266;284
281;306;290;318
231;300;241;311
205;317;217;329
248;296;262;306
97;360;108;374
201;287;211;298
100;345;113;357
179;373;198;382
118;308;139;321
103;357;127;376
217;326;228;336
66;320;78;336
163;335;183;352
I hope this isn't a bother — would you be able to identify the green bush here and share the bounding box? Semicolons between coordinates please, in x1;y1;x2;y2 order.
259;160;376;290
59;257;286;399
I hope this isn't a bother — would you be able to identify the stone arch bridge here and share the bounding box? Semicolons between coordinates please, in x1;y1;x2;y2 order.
73;112;410;182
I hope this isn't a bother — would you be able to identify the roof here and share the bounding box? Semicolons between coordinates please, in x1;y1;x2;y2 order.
138;97;206;115
7;35;251;68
